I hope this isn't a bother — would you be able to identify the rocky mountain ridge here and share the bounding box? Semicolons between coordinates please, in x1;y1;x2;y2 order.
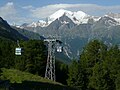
15;9;120;28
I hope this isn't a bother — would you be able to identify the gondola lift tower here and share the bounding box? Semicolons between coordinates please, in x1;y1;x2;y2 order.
44;38;62;81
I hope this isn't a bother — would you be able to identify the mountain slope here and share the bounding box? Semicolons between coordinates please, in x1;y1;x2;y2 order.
0;17;28;41
12;26;44;40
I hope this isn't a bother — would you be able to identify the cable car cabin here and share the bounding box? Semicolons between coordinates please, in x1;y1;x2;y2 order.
15;48;23;55
57;46;62;53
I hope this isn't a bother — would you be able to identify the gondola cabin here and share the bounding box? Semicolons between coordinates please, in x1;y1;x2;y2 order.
15;48;22;55
57;46;62;53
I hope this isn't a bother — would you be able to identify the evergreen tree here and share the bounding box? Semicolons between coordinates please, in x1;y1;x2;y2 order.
67;60;79;86
104;45;120;90
0;38;15;68
89;62;115;90
80;40;107;89
89;45;120;90
116;73;120;90
56;60;68;85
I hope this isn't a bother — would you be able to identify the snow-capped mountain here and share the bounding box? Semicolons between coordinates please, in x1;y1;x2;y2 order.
106;13;120;23
16;9;120;28
19;20;47;28
97;15;119;26
17;9;94;28
47;9;90;24
27;20;47;27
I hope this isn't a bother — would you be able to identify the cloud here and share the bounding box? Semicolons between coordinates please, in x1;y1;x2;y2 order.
30;4;78;18
0;2;33;25
0;2;16;18
0;3;120;25
22;5;34;10
30;4;120;18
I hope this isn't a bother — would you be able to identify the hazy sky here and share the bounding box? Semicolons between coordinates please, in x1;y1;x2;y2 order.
0;0;120;25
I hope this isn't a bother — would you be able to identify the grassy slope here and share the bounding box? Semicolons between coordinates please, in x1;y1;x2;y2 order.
0;68;60;84
0;68;77;90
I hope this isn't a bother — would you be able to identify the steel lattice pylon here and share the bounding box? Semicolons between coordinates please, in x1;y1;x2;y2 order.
44;39;56;81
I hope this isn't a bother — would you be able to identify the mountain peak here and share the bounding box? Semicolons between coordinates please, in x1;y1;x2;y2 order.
48;9;73;21
48;9;88;24
97;15;119;26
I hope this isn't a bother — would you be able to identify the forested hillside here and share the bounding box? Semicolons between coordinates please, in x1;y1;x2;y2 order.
67;40;120;90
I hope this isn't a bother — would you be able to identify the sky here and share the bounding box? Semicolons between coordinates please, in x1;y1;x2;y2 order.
0;0;120;25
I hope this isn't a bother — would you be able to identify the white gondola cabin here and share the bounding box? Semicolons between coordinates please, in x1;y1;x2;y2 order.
15;48;22;55
57;46;62;52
